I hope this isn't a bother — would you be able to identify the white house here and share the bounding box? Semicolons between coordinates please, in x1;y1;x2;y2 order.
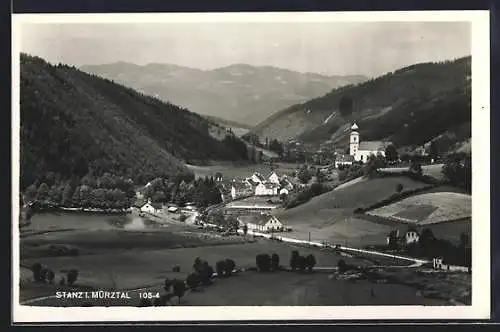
433;257;444;270
349;123;392;163
334;153;354;168
251;172;266;184
279;176;295;191
405;230;420;244
255;182;279;196
238;214;284;233
231;181;254;200
279;188;289;196
140;201;163;215
268;172;280;185
167;206;178;213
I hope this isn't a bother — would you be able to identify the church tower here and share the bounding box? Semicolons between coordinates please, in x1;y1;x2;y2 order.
349;123;359;157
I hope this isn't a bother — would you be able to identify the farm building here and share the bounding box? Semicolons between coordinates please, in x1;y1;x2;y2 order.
334;154;354;168
279;188;289;196
349;123;392;163
255;182;279;196
268;172;281;185
167;206;178;213
386;229;420;246
238;214;284;233
231;181;254;200
251;172;266;184
433;257;444;270
279;176;295;191
140;201;163;215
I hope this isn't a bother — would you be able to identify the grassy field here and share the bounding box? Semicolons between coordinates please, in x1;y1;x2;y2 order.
277;176;426;233
186;162;300;180
379;164;446;181
366;192;471;225
20;234;406;303
23;268;451;307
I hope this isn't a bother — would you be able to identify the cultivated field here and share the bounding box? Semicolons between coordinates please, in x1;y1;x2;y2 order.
277;176;429;230
378;164;446;181
366;192;471;225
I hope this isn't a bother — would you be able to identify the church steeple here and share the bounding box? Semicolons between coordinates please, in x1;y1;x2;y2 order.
349;123;359;157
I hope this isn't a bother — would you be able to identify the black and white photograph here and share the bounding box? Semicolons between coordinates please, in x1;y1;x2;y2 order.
12;11;490;322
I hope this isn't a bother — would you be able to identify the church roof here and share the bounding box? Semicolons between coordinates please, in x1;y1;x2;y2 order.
359;141;392;152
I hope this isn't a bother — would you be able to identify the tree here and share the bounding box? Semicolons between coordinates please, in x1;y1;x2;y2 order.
46;269;55;284
442;155;471;192
36;183;50;202
409;161;423;175
186;273;200;291
61;183;73;207
290;250;300;271
364;154;386;177
164;278;172;293
297;256;307;272
216;260;226;277
67;269;79;286
387;230;399;250
338;259;348;273
384;144;398;162
242;224;248;236
271;253;280;271
315;168;324;183
31;263;43;282
305;254;316;272
25;183;38;202
396;183;404;193
172;279;187;304
459;232;470;249
297;166;312;184
224;259;236;276
256;254;272;272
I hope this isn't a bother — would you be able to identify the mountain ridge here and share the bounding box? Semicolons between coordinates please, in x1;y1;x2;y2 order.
80;62;368;125
20;54;250;188
251;56;471;153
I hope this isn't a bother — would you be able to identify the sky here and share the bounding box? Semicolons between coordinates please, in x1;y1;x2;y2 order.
20;21;471;78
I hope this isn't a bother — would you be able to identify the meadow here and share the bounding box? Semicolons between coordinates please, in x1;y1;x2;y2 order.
366;192;471;225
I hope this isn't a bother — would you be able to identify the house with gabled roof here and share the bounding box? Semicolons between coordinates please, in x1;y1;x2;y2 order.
251;172;266;184
237;213;284;233
255;182;279;196
231;181;254;200
268;172;280;185
139;200;163;215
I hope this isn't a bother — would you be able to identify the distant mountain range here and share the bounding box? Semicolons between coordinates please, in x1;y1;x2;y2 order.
20;54;250;188
80;62;368;126
252;56;471;154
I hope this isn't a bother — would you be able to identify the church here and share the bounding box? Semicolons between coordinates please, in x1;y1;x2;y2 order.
349;123;392;163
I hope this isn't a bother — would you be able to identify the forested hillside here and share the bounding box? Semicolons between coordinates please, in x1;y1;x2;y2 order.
20;54;248;189
252;56;471;152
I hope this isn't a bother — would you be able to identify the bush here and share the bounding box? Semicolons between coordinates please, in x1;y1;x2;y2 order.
31;263;43;282
59;277;66;286
224;259;236;276
298;256;307;273
179;214;187;222
305;254;316;272
290;250;300;271
172;265;181;272
67;269;78;286
164;278;172;293
216;260;227;277
172;279;187;304
396;183;403;193
256;253;272;272
46;269;55;284
338;259;348;273
186;273;200;291
271;253;280;271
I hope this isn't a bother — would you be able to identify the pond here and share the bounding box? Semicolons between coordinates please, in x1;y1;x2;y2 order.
26;212;160;232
